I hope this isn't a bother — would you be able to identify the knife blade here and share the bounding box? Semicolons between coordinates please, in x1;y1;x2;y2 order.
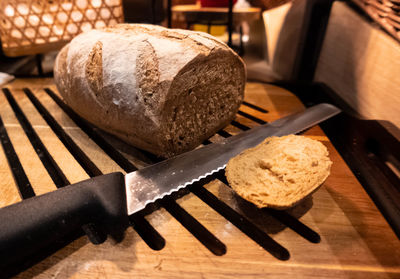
0;103;340;271
126;103;341;215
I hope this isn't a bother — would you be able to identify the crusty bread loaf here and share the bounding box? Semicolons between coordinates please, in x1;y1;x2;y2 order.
225;135;332;209
54;24;246;157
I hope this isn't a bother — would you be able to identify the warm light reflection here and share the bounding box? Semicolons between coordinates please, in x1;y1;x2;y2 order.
28;15;40;26
76;0;88;9
71;10;83;22
16;4;29;15
42;14;53;25
91;0;102;8
4;5;14;17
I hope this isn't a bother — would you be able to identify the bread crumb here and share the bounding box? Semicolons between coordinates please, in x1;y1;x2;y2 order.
225;135;332;209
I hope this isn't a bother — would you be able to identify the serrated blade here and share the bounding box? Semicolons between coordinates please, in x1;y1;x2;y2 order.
125;103;341;215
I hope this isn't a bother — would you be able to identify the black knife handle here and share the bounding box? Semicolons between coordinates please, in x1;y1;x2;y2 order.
0;172;129;272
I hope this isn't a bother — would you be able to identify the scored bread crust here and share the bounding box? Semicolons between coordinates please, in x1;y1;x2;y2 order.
54;24;246;158
225;135;332;209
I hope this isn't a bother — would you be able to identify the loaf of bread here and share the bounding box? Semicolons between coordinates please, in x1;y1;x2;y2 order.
54;24;246;157
225;135;332;209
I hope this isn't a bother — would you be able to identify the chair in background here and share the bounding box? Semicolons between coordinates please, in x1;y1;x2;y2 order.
245;0;333;83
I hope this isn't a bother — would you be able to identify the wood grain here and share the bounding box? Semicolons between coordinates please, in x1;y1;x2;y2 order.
0;79;399;278
315;2;400;129
172;4;261;24
172;4;261;15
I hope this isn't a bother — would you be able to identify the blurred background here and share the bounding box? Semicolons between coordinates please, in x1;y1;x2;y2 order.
0;0;300;79
0;0;399;130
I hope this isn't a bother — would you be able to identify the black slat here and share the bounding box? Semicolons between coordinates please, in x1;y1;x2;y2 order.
242;101;268;113
0;115;35;199
137;152;228;255
214;170;229;185
39;89;166;250
43;87;321;255
230;120;250;131
0;105;93;276
217;129;232;138
130;214;166;251
44;88;142;172
45;89;223;252
3;88;108;244
0;90;100;275
264;209;321;243
237;110;267;125
211;120;321;243
214;170;320;243
160;197;226;256
2;88;69;188
23;88;102;177
190;182;290;260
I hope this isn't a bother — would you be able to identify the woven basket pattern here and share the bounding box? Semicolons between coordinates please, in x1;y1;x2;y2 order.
353;0;400;42
0;0;124;57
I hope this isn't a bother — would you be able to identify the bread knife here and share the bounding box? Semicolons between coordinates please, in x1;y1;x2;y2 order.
0;103;340;269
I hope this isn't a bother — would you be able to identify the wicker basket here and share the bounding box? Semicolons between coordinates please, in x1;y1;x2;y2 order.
0;0;124;57
352;0;400;42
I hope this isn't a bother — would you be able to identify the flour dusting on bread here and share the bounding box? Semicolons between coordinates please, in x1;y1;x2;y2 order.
54;24;246;157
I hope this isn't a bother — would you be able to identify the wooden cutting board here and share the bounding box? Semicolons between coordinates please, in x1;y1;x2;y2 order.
0;78;399;278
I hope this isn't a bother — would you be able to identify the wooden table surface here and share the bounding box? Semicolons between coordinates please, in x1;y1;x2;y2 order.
172;4;261;24
1;78;399;278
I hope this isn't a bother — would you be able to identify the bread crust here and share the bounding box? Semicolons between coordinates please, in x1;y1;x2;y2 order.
54;24;246;157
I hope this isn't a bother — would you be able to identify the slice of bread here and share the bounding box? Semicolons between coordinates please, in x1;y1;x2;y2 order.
225;135;332;209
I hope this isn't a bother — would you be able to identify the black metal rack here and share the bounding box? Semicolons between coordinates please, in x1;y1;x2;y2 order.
280;81;400;240
0;86;321;278
1;81;400;278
